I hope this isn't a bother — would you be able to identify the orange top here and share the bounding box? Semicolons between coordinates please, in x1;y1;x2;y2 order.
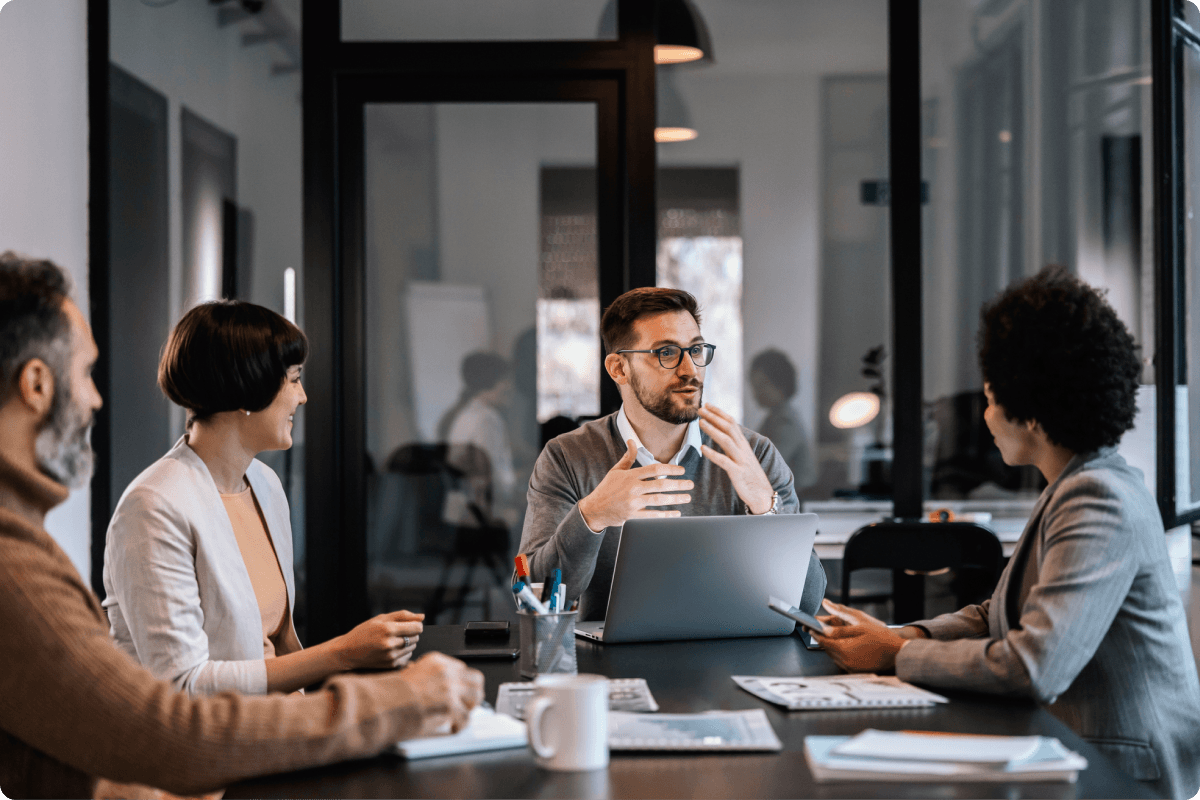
221;486;289;658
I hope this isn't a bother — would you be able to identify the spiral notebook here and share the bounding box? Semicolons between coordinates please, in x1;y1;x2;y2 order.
733;674;948;710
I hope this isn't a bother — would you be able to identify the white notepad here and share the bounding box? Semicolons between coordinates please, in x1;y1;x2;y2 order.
804;733;1087;783
393;706;527;760
832;729;1043;764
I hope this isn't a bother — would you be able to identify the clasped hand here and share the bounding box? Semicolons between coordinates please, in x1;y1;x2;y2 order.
578;439;693;530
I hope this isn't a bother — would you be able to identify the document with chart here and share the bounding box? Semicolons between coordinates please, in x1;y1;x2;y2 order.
733;674;948;710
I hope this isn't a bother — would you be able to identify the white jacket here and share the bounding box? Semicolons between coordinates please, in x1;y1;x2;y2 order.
102;437;301;696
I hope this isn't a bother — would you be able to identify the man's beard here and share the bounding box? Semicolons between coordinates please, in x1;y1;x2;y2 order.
629;370;704;425
35;378;95;489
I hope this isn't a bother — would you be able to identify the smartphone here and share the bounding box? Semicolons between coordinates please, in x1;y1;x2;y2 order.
767;597;828;636
464;620;510;642
451;648;520;660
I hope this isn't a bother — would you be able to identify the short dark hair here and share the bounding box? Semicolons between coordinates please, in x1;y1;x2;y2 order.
600;287;702;355
159;300;308;423
750;348;797;398
978;265;1140;453
0;252;72;405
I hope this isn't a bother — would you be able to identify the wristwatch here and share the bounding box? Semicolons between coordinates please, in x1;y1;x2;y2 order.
746;491;779;515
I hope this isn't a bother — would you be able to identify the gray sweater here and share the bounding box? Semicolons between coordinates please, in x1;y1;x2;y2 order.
518;412;827;621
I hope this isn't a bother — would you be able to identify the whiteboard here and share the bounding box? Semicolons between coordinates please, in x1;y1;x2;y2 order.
405;281;491;441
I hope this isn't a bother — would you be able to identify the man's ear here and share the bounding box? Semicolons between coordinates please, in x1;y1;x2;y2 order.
604;353;630;386
16;358;55;418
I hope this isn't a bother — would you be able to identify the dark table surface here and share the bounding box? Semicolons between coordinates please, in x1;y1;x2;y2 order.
226;625;1152;799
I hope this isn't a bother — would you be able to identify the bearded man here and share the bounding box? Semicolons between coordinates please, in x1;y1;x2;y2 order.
518;287;826;621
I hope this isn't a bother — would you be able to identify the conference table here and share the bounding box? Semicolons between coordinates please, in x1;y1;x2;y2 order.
226;625;1151;799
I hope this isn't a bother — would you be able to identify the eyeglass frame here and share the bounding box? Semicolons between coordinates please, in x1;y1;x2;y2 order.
615;342;717;369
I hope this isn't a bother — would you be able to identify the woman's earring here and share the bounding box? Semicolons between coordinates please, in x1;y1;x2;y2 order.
245;410;251;416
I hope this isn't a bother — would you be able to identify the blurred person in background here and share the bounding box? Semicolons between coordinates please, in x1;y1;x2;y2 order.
749;348;816;491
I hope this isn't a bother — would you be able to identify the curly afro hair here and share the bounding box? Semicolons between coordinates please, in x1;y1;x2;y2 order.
978;265;1141;454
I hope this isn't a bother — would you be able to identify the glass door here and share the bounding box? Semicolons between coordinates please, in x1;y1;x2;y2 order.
362;101;599;623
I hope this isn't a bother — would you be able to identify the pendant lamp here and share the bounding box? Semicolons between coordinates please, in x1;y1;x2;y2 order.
596;0;715;64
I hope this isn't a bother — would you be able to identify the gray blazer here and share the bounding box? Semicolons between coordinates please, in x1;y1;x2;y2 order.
896;447;1200;799
102;438;301;696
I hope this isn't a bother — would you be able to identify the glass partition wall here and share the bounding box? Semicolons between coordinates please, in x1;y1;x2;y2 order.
363;103;597;623
281;0;1195;642
654;0;891;505
921;0;1154;511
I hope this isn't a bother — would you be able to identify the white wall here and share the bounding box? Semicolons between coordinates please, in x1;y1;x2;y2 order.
0;0;91;578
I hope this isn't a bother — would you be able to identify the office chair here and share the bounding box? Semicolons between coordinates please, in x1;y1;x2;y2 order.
841;520;1003;623
382;443;512;622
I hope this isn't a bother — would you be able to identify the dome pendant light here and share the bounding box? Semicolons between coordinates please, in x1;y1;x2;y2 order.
596;0;715;65
654;0;713;65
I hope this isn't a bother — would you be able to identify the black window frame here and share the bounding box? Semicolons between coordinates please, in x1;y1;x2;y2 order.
1153;0;1200;528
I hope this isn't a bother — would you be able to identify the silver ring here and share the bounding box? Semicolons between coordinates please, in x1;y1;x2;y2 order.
403;635;411;648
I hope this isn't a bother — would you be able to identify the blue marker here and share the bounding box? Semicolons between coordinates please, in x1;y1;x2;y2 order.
512;581;548;614
548;569;563;612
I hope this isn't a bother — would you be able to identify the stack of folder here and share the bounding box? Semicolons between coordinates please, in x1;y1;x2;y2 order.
804;729;1088;783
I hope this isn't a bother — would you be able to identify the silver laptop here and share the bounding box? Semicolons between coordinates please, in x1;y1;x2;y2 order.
574;513;819;644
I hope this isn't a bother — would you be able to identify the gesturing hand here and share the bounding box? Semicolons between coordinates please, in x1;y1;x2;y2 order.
335;609;424;670
698;405;776;514
577;439;693;531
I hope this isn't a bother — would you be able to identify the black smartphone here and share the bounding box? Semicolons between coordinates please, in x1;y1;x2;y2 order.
464;621;510;642
451;648;519;660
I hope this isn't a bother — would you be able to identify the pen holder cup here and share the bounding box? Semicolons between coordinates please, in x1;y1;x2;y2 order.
518;610;578;679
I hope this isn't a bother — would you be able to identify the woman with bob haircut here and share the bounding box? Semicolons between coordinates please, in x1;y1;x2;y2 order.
815;267;1200;799
102;301;423;696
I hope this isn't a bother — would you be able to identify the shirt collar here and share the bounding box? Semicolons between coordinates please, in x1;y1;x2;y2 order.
615;404;702;467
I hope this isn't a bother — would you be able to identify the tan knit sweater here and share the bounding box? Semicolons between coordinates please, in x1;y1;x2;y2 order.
0;452;430;799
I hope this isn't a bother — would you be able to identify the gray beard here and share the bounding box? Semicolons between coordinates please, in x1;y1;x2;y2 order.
629;370;703;425
35;381;95;489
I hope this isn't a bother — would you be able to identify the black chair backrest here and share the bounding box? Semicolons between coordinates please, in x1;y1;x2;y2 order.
840;520;1004;606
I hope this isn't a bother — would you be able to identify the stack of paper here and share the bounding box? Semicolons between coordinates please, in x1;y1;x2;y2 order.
804;729;1088;783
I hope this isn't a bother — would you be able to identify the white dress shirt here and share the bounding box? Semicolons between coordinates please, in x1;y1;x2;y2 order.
615;404;703;467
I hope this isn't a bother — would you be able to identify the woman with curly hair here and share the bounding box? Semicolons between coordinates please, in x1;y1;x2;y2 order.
816;267;1200;799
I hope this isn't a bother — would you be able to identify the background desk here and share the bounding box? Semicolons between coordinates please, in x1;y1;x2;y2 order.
226;626;1150;799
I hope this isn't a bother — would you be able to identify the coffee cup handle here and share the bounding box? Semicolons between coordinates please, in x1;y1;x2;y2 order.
526;696;557;760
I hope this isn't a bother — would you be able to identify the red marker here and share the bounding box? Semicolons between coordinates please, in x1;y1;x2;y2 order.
514;553;530;580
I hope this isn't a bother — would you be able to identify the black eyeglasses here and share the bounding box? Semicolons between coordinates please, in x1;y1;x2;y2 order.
616;343;716;369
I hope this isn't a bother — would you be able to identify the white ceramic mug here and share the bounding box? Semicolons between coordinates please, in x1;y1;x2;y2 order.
526;673;609;771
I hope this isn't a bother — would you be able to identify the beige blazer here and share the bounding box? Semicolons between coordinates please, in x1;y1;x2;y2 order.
102;437;301;696
896;447;1200;799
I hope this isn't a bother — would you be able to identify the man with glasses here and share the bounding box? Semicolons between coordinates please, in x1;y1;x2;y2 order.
518;287;826;621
